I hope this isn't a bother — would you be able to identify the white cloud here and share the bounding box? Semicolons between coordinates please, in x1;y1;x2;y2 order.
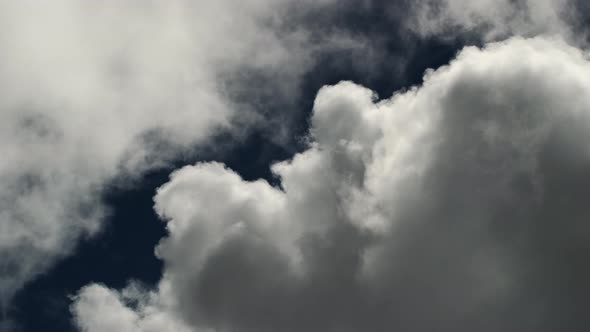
0;0;347;309
6;0;585;314
72;283;195;332
73;36;590;331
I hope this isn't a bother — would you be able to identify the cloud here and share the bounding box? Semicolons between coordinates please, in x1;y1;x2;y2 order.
411;0;582;42
72;36;590;331
7;0;581;313
0;0;360;310
72;283;195;332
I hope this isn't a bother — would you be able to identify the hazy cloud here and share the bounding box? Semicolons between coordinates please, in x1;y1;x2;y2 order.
411;0;586;43
0;0;353;310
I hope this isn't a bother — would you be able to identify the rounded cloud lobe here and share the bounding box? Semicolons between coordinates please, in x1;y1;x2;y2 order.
72;36;590;331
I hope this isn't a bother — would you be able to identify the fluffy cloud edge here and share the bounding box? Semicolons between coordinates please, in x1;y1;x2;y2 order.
71;35;590;331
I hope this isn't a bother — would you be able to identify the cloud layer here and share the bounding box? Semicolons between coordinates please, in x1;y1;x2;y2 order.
73;36;590;331
0;0;347;309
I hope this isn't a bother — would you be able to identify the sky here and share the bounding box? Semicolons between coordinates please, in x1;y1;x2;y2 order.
3;1;590;331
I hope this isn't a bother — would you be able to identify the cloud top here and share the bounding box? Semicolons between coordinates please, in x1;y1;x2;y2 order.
73;36;590;332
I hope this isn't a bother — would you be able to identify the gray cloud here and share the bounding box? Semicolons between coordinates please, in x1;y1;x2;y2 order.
72;36;590;332
0;0;363;312
411;0;590;44
8;0;579;314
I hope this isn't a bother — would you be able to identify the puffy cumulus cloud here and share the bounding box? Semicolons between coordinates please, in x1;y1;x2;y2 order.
412;0;582;42
72;283;195;332
72;35;590;332
0;0;353;310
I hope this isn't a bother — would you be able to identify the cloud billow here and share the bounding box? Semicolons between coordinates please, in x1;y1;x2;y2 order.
6;1;587;316
72;36;590;332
